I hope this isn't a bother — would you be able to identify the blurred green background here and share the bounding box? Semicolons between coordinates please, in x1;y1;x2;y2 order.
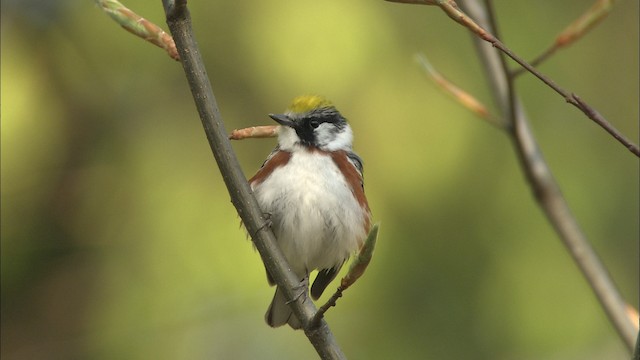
1;1;638;359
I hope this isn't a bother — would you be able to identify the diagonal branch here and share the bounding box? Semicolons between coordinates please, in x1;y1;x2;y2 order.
386;0;639;157
439;1;639;157
457;0;636;352
160;1;346;358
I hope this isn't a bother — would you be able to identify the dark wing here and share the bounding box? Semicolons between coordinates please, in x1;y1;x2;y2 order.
310;263;345;300
346;151;364;189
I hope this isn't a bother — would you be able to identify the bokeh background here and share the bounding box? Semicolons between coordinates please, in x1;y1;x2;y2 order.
2;1;638;359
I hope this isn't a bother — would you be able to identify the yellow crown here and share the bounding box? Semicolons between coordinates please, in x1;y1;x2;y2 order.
286;95;333;114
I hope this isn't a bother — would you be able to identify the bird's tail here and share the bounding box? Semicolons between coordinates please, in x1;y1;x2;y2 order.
265;287;301;329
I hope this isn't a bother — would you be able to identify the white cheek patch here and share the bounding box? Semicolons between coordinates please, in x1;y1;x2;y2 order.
318;124;353;151
313;123;334;148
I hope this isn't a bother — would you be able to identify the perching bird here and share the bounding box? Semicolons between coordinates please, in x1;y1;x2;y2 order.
249;95;372;329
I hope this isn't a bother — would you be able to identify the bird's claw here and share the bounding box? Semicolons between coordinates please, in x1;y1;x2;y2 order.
254;212;273;236
286;277;309;305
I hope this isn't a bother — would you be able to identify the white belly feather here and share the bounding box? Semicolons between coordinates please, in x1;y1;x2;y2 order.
252;151;366;278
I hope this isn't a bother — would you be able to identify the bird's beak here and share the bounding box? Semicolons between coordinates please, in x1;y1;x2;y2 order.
269;114;296;128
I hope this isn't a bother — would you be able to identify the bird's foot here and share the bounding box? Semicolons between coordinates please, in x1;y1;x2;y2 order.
286;277;309;305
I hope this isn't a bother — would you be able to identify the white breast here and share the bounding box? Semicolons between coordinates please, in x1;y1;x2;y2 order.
251;149;367;278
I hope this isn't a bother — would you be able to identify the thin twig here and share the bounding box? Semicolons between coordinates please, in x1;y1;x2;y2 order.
310;223;380;328
457;0;636;352
160;1;346;358
311;287;345;329
415;53;504;128
513;0;616;76
388;0;639;157
441;1;639;157
571;94;639;155
229;125;279;140
96;0;178;60
448;1;640;157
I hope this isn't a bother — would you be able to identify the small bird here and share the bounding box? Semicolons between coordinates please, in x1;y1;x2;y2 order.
249;95;372;329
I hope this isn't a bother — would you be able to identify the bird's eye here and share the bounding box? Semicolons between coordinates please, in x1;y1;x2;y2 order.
309;119;320;129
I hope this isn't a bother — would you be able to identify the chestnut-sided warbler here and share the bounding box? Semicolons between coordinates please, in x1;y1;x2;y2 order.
249;95;372;329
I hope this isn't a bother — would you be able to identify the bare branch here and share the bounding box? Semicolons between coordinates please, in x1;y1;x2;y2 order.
415;53;503;128
229;125;279;140
514;0;616;75
570;94;639;155
391;0;639;157
96;0;178;61
311;224;380;328
385;0;439;4
456;0;637;352
450;1;639;157
160;1;346;358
